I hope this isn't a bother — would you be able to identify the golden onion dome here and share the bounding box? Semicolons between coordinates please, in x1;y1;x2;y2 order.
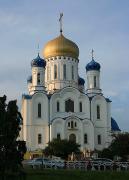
43;34;79;59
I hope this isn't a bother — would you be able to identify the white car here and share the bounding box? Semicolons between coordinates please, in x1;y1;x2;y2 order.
43;159;65;169
27;158;65;169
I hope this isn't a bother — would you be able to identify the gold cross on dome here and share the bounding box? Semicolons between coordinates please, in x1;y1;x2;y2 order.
59;13;63;34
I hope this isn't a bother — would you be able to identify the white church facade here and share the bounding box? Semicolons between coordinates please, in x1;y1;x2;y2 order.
20;18;120;152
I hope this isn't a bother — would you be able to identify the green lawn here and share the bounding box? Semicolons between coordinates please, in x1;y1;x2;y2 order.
1;169;129;180
25;169;129;180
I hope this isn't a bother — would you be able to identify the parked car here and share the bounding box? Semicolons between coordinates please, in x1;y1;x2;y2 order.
43;159;65;169
114;161;129;170
27;158;44;168
52;160;65;169
27;157;65;169
93;158;113;163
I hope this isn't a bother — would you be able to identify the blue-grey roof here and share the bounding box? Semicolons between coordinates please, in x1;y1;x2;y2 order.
86;59;101;72
27;75;32;83
31;53;46;68
106;98;112;102
111;117;121;131
78;77;85;85
22;94;32;99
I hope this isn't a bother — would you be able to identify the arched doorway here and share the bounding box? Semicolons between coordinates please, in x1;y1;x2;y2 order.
69;134;76;143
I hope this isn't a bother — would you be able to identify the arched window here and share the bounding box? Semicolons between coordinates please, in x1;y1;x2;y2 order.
98;135;101;144
94;76;96;88
68;122;70;127
97;105;100;119
54;64;57;79
84;134;88;144
72;65;74;80
63;64;66;79
37;73;40;84
65;99;74;112
69;134;76;142
57;101;60;112
38;103;41;118
38;134;42;144
79;102;82;112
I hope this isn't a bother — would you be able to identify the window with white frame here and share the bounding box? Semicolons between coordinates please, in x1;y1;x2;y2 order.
54;64;57;79
72;65;74;80
38;134;42;144
79;102;82;112
65;99;74;112
57;101;60;112
38;103;41;118
98;134;101;144
63;64;66;79
84;133;88;144
97;105;100;119
37;73;40;84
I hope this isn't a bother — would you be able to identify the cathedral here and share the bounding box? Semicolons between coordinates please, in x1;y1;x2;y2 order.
20;16;120;152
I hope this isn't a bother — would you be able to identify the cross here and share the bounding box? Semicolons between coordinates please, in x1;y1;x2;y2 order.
37;44;40;56
59;13;63;34
91;49;94;60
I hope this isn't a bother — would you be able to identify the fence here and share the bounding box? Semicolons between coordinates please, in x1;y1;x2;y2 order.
27;160;129;171
65;161;129;171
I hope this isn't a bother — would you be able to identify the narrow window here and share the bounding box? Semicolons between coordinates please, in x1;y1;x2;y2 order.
37;73;40;84
79;102;82;112
38;103;41;118
47;66;50;80
57;133;61;140
94;76;96;88
72;65;74;80
98;135;101;145
38;134;42;144
63;64;66;79
71;121;73;128
68;122;70;127
75;122;77;127
54;64;57;79
57;101;60;112
97;105;100;119
65;99;74;112
84;134;88;144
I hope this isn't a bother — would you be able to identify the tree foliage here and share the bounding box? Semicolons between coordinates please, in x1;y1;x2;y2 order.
110;133;129;161
98;148;113;160
99;133;129;161
0;95;26;173
44;138;80;159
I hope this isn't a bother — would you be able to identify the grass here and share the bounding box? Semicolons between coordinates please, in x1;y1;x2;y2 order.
24;168;129;180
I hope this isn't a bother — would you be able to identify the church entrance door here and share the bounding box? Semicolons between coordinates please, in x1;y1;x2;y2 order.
69;134;76;143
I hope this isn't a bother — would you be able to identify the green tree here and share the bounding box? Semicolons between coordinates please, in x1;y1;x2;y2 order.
0;95;26;174
109;133;129;161
44;138;80;159
98;148;113;160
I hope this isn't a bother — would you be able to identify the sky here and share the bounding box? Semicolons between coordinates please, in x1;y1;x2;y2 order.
0;0;129;131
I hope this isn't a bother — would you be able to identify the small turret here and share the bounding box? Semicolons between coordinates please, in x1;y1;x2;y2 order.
85;50;101;95
28;53;46;95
